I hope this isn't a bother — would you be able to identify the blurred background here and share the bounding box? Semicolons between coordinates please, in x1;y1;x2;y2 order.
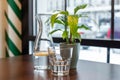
28;0;120;64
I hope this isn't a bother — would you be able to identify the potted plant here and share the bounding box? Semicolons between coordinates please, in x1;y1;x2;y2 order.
46;4;90;69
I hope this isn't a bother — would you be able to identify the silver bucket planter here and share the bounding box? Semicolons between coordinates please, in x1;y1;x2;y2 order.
60;43;80;69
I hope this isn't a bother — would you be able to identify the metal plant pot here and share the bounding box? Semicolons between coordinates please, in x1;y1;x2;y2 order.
60;43;80;69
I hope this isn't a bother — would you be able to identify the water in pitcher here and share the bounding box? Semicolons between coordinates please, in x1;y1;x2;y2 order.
33;51;49;70
33;15;53;70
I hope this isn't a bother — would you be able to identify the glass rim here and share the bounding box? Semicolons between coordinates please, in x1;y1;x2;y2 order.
48;46;73;50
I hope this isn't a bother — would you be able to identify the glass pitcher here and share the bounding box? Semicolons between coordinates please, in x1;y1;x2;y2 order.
33;14;53;70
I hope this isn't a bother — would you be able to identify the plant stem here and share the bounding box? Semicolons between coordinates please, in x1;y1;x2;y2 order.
65;14;69;43
70;33;72;43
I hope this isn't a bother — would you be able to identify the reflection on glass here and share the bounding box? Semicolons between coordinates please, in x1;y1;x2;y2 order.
114;12;120;40
34;70;48;80
50;75;70;80
37;0;64;13
36;0;120;40
80;46;107;63
67;0;111;39
110;48;120;64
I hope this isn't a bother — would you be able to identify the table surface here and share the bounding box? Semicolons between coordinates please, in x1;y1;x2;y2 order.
0;55;120;80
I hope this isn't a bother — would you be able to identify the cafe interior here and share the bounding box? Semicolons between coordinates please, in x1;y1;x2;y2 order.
0;0;120;80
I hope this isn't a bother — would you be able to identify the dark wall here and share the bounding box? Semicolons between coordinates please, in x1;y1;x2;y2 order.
22;0;29;54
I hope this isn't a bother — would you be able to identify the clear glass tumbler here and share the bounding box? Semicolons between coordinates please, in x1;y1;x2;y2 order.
48;46;73;76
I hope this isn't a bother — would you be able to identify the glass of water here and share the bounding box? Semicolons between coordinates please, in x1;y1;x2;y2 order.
48;46;73;76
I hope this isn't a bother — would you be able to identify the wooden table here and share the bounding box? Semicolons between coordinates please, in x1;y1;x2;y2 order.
0;55;120;80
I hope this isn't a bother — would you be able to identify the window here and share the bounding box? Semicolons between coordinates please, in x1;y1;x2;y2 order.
29;0;120;64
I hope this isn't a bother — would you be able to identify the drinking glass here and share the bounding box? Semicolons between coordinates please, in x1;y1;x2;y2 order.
48;46;73;76
50;75;70;80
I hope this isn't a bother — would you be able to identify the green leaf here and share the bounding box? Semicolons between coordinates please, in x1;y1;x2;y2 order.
62;31;68;39
50;10;69;28
54;10;69;15
59;16;68;27
68;15;78;34
50;14;58;27
59;10;69;16
49;29;62;35
74;4;87;14
72;32;81;42
54;19;65;25
78;24;91;30
68;15;78;26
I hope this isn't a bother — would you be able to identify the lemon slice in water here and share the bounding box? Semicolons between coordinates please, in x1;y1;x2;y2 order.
34;52;48;56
